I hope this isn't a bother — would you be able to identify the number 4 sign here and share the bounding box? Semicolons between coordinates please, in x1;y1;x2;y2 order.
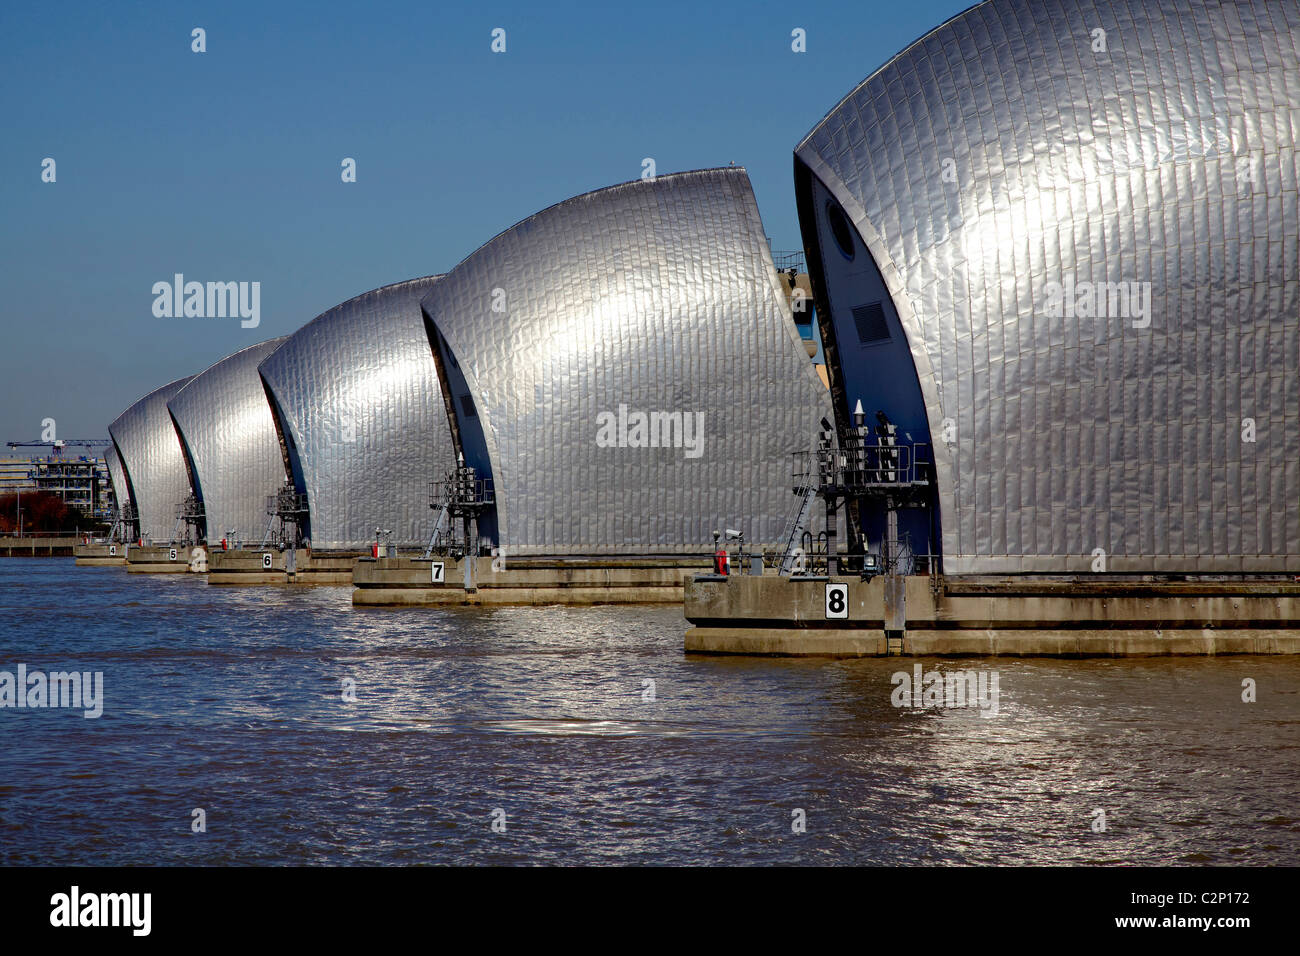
825;583;849;619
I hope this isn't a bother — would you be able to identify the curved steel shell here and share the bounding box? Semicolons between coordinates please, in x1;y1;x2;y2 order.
796;0;1300;573
107;376;194;542
257;277;451;550
422;167;833;555
104;443;130;511
167;339;288;544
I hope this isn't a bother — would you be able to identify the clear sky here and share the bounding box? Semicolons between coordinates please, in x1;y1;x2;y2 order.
0;0;971;443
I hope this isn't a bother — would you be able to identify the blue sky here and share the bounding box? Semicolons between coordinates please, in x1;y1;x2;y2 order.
0;0;971;442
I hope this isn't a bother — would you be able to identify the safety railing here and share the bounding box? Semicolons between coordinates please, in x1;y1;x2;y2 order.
265;490;309;517
429;475;495;513
792;439;932;491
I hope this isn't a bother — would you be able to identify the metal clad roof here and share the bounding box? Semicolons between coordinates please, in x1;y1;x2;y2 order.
797;0;1300;573
422;167;834;555
107;376;194;542
104;443;130;511
167;339;288;543
257;277;452;550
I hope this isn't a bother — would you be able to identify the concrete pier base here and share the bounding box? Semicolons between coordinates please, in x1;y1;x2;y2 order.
684;574;1300;657
1;536;79;557
206;548;358;585
73;542;127;566
125;545;202;574
353;555;712;606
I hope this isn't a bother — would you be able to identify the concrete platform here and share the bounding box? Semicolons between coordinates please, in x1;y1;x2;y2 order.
125;545;203;574
353;555;712;606
73;542;127;566
207;548;358;585
684;574;1300;657
0;536;79;557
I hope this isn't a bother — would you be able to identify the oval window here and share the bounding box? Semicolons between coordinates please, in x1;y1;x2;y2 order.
826;201;856;261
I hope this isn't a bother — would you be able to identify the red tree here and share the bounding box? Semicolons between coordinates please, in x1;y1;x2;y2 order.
0;491;79;534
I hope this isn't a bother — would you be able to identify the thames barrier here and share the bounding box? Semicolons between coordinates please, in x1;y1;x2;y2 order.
34;0;1300;658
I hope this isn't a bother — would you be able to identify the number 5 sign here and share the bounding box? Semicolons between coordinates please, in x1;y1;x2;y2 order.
825;583;849;619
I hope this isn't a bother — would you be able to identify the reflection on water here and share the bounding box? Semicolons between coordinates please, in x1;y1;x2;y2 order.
1;559;1297;865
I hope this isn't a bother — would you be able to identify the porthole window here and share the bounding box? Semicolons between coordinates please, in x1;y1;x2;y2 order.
826;201;856;261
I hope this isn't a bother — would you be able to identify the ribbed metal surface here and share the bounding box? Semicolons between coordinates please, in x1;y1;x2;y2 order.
104;443;130;511
257;277;452;550
167;339;288;544
796;0;1300;573
107;377;193;542
422;167;833;555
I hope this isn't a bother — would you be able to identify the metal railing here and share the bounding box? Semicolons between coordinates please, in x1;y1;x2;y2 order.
424;463;494;559
771;251;807;273
174;495;205;521
265;490;309;517
430;475;495;514
774;533;943;579
793;439;932;491
260;485;309;549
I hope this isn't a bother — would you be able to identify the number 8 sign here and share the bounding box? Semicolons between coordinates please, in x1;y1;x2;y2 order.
825;583;849;619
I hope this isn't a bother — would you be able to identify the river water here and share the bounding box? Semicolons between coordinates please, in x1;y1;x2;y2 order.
1;558;1296;865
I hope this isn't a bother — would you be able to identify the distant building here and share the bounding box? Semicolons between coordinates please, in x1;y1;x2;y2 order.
0;451;114;520
0;457;37;497
28;455;102;515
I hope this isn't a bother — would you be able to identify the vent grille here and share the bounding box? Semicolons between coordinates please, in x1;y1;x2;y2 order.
851;302;890;345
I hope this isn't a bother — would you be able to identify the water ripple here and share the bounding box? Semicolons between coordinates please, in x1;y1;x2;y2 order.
1;558;1298;866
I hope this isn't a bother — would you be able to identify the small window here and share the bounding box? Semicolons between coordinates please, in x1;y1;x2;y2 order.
460;394;477;418
826;201;856;260
852;302;890;345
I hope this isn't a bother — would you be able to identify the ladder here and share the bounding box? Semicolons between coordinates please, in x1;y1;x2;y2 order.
778;481;817;575
421;502;450;559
